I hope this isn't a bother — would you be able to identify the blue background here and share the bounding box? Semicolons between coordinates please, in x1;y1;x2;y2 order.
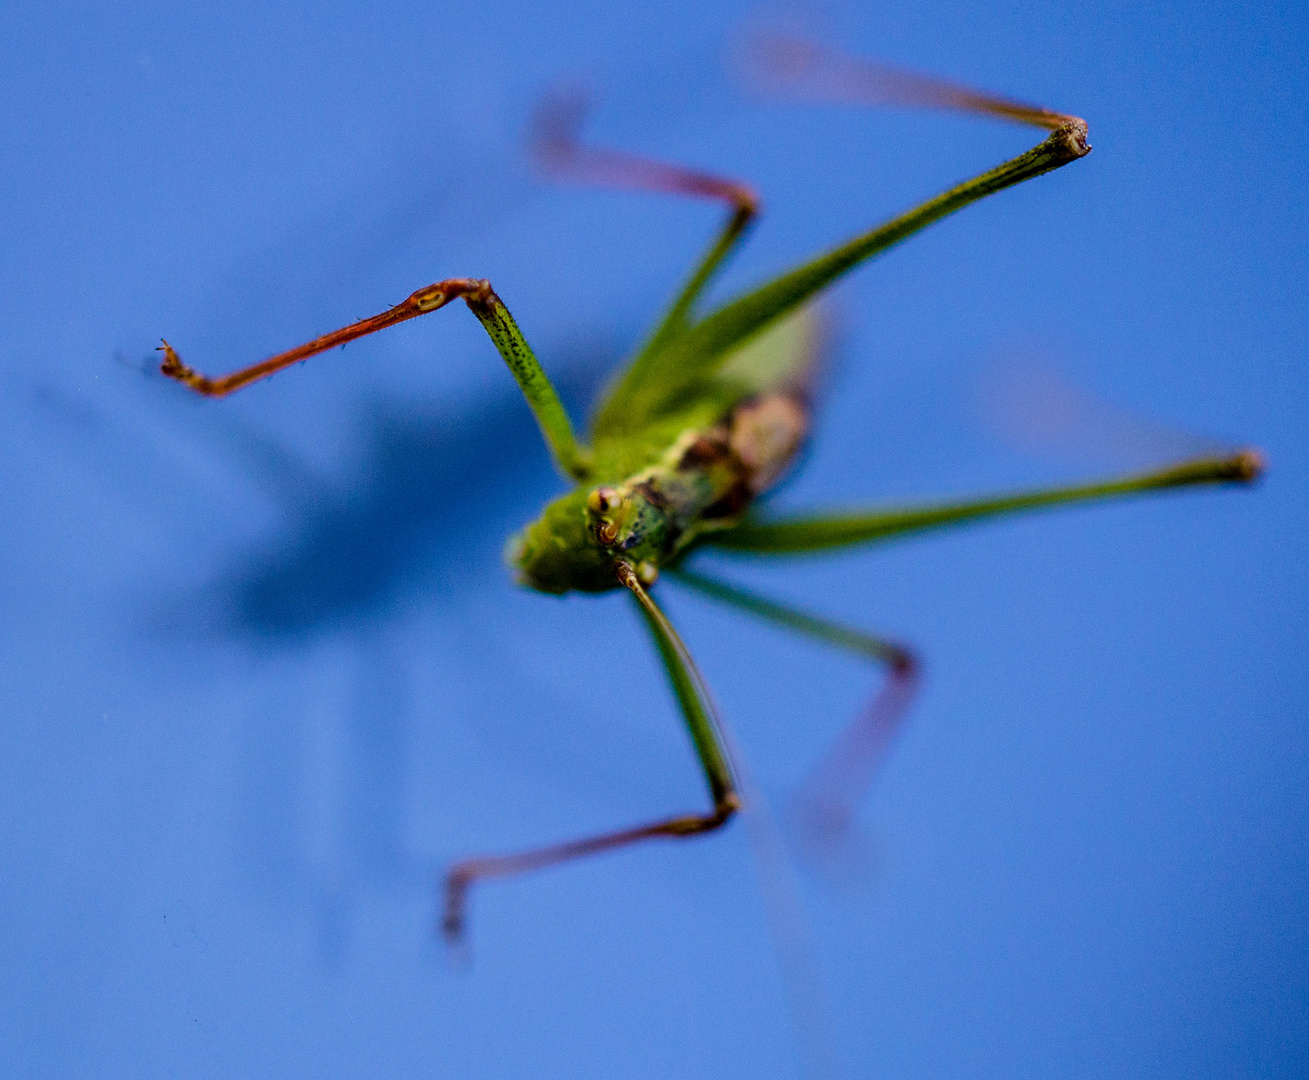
1;2;1304;1077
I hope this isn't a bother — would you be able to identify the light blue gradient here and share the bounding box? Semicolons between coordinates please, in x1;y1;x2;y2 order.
1;2;1304;1077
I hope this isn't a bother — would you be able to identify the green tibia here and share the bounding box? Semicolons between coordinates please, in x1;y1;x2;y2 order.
595;122;1089;434
464;289;593;481
704;452;1263;555
622;565;735;808
668;567;905;664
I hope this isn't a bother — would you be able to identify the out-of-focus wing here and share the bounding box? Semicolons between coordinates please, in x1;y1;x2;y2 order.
712;300;824;403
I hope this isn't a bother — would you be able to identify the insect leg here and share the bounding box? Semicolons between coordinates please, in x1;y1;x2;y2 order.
440;560;739;944
668;566;918;855
603;78;1092;427
532;89;758;356
158;278;593;479
742;33;1082;131
703;450;1264;555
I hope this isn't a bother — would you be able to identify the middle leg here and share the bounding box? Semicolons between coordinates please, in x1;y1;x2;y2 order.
439;560;739;944
668;566;920;854
533;87;760;349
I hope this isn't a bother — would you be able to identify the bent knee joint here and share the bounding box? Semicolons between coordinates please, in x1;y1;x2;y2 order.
668;793;740;836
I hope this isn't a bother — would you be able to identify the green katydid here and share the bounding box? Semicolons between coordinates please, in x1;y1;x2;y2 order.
157;42;1262;945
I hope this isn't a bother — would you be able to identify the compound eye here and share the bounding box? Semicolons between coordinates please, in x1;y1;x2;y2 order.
587;486;621;514
597;522;619;546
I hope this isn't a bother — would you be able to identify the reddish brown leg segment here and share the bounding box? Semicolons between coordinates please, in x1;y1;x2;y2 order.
158;278;491;397
440;560;740;945
532;88;762;361
159;276;593;478
441;797;737;944
533;87;759;227
789;648;921;855
741;33;1083;131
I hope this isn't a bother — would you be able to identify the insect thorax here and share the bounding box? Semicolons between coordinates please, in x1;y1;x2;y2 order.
507;393;809;594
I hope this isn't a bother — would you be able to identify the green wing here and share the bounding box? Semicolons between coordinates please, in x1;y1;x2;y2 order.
711;298;823;402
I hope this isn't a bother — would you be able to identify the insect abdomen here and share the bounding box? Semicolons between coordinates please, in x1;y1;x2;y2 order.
601;392;810;561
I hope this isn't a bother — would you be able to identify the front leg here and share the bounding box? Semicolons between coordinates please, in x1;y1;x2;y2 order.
159;278;593;480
